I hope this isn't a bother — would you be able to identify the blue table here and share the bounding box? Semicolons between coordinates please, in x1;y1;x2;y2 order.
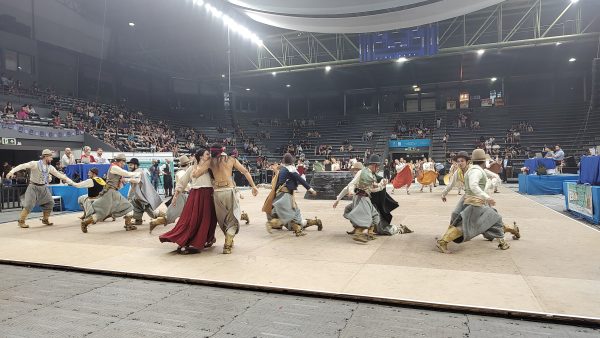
518;173;578;195
65;164;112;181
33;184;130;212
564;181;600;224
579;156;600;186
524;158;556;173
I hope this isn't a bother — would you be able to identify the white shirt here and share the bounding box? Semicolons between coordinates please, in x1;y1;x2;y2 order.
8;161;73;185
466;166;490;200
174;168;191;192
71;178;95;188
422;162;434;171
176;165;212;192
61;154;75;167
96;155;108;164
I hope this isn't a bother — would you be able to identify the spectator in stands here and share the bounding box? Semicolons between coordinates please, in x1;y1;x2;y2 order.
3;101;14;116
543;146;554;159
80;146;96;163
16;105;29;120
51;106;61;128
1;73;8;90
552;145;565;165
2;161;13;180
61;148;75;168
96;148;108;164
27;104;39;119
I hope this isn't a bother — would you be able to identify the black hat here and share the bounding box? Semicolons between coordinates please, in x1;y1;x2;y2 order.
89;167;99;175
367;154;381;165
453;151;470;161
127;158;140;166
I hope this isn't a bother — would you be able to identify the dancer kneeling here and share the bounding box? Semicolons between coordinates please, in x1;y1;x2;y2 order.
265;153;319;237
150;155;192;233
159;149;217;254
437;149;520;253
337;155;388;243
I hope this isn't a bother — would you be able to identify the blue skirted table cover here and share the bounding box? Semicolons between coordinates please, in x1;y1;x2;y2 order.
523;158;556;173
33;184;130;212
579;156;600;186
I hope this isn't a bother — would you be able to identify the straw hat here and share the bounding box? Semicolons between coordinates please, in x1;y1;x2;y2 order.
114;153;127;161
471;149;487;162
351;162;364;171
41;149;53;157
178;155;191;167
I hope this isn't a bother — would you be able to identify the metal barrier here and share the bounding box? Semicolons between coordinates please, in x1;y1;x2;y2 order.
0;183;27;212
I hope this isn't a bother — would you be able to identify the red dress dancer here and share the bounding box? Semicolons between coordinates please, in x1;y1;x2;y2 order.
159;150;217;254
392;161;413;195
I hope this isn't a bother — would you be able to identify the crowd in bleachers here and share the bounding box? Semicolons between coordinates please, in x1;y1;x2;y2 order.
392;119;432;139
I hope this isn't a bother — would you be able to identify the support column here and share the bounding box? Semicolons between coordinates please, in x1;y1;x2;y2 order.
287;97;290;119
343;93;347;116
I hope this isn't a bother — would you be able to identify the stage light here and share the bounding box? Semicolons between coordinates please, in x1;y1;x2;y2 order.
271;72;277;76
221;74;226;78
412;85;418;88
477;49;485;55
396;57;408;63
570;0;579;4
491;77;497;82
246;88;251;91
203;2;263;46
325;65;332;72
555;42;562;46
128;22;135;27
569;57;577;62
414;87;421;92
286;84;291;88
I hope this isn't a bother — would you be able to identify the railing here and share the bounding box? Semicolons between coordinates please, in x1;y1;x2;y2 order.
0;182;27;212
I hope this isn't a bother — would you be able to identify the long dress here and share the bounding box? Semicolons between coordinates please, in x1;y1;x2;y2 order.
159;170;217;249
417;162;438;185
392;164;413;189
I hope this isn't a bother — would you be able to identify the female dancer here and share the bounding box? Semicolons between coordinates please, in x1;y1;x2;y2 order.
391;158;412;195
418;158;438;192
159;148;217;254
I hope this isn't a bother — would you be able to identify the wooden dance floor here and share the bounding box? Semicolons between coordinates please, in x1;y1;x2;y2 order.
1;185;599;322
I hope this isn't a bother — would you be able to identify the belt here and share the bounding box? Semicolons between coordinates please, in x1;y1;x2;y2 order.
29;182;46;186
354;189;369;197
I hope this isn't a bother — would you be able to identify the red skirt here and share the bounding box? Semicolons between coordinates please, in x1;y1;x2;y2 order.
392;166;413;189
159;187;217;249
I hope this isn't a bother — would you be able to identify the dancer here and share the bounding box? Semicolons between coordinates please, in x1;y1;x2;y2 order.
436;149;520;253
335;162;412;236
265;153;320;236
159;149;217;254
71;167;110;220
391;158;412;195
126;158;162;229
80;154;140;233
441;151;469;200
195;143;259;254
6;149;74;228
337;155;387;243
262;162;281;222
418;158;438;192
486;155;502;193
149;155;191;233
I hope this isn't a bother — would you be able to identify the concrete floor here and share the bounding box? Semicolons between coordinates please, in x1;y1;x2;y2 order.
1;265;598;338
0;184;599;322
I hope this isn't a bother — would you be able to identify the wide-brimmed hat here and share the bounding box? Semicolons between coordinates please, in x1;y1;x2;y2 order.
178;155;191;167
453;151;470;161
367;154;381;165
114;153;126;161
89;167;99;175
471;149;487;162
127;158;140;166
41;149;53;157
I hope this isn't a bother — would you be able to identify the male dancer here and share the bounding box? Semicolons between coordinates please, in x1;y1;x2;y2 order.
6;149;74;228
80;154;140;232
71;167;110;220
126;158;162;229
337;155;388;243
335;162;412;236
437;149;520;253
149;155;191;233
194;143;259;254
265;153;320;236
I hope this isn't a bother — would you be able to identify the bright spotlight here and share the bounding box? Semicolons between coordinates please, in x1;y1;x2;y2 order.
245;88;251;91
221;74;226;78
286;84;291;88
555;42;562;46
396;57;408;63
414;87;421;92
491;77;497;82
203;2;262;46
128;22;135;27
477;49;485;55
570;0;579;3
325;65;332;72
412;85;418;88
569;57;577;62
271;72;277;76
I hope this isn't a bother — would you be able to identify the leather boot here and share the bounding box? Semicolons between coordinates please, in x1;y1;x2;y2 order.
399;224;413;234
503;222;521;240
41;210;53;226
223;233;235;254
346;228;357;235
367;226;377;240
304;217;323;231
291;222;306;237
497;238;510;250
436;226;463;253
353;228;368;243
241;211;250;224
81;216;95;233
18;209;30;228
123;216;137;231
149;217;167;233
265;218;283;233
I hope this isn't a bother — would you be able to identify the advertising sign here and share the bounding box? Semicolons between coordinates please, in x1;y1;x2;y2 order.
566;182;593;218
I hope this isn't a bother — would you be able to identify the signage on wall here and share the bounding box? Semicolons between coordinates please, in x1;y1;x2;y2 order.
389;139;431;149
2;137;16;145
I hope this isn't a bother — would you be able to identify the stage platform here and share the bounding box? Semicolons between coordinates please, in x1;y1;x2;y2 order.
1;185;599;324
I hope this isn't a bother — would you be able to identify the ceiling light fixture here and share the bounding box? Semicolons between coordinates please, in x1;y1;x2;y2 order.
491;77;497;82
204;2;263;46
477;49;485;55
325;65;332;72
396;57;408;63
555;42;562;46
569;57;576;62
271;72;277;76
128;22;135;27
245;88;251;91
286;84;291;88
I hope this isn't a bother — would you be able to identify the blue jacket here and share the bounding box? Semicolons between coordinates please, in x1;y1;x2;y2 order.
276;166;311;192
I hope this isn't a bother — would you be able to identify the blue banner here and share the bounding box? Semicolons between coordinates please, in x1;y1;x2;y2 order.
389;139;431;148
